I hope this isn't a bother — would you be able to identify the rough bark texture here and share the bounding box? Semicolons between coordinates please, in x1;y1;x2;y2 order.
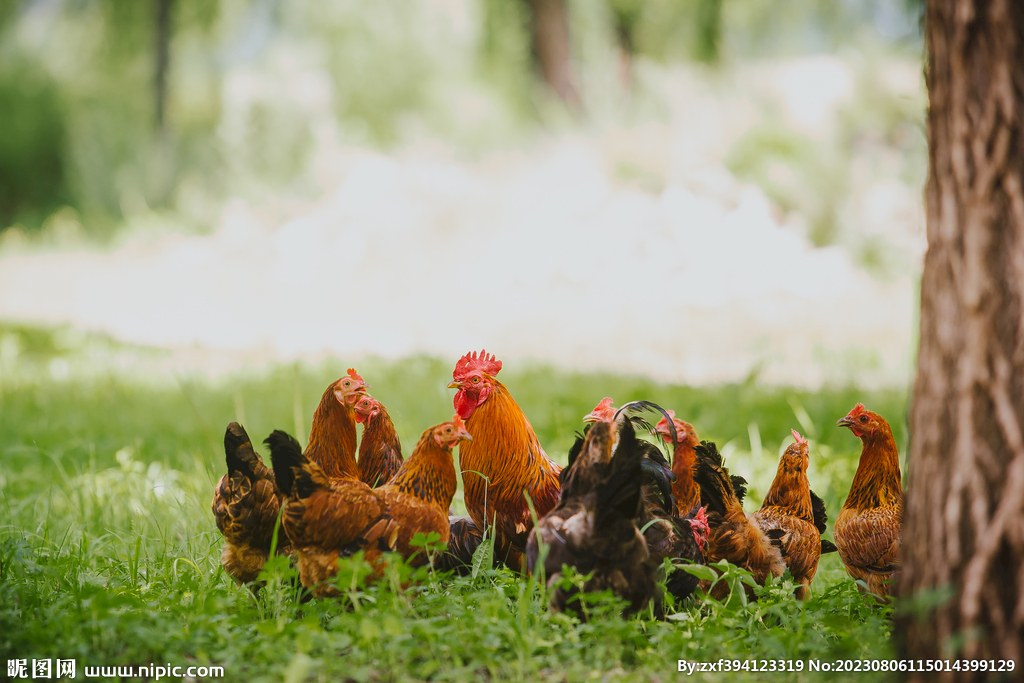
526;0;581;110
898;0;1024;677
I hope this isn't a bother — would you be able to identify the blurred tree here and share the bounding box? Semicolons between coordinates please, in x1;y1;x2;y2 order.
609;0;641;90
155;0;173;132
0;62;70;231
525;0;581;110
692;0;722;63
898;0;1024;674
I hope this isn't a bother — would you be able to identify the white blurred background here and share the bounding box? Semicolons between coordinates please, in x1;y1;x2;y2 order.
0;0;926;388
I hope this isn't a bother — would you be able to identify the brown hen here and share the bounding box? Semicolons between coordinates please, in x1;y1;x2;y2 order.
267;415;472;597
834;404;902;601
752;430;835;600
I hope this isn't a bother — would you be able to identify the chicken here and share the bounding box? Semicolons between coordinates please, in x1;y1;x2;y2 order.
752;430;834;600
526;404;654;617
581;399;709;607
211;422;290;586
448;350;562;571
267;415;472;597
834;404;903;600
653;411;702;516
211;370;368;585
694;440;786;599
353;394;480;574
306;368;369;480
353;394;404;487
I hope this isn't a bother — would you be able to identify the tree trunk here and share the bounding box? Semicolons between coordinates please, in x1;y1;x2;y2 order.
898;0;1024;677
525;0;581;110
154;0;172;132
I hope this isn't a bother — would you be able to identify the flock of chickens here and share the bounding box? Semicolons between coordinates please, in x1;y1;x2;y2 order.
212;350;904;616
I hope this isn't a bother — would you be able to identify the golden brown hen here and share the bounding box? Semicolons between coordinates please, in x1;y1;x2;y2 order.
211;371;368;586
267;415;472;597
834;404;902;600
694;440;786;599
752;430;834;600
353;394;404;487
212;423;290;587
653;411;702;516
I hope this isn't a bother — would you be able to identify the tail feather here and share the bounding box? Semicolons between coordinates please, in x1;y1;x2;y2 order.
225;422;264;479
265;429;321;498
597;421;644;521
614;400;676;462
730;475;748;505
810;490;829;534
820;539;838;554
693;440;743;519
639;449;676;513
561;429;589;488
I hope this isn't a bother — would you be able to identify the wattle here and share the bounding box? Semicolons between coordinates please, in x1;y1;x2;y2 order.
454;390;477;420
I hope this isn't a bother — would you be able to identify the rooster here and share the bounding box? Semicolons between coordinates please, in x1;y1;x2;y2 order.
694;440;786;599
353;394;404;487
752;430;836;600
580;398;709;607
653;411;702;516
834;404;903;600
448;350;562;571
267;415;472;597
211;371;368;585
526;404;654;617
212;423;290;586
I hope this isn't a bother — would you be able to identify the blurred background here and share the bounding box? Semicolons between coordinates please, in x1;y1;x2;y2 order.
0;0;926;390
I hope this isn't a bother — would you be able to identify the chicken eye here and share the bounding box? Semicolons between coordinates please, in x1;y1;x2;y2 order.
859;415;868;423
472;377;480;384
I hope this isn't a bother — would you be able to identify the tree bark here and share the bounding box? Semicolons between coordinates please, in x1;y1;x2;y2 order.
898;0;1024;678
525;0;581;110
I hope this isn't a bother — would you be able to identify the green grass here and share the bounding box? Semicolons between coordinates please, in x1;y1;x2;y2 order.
0;323;907;681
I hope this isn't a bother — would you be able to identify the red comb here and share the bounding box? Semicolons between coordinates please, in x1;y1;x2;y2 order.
452;350;502;381
450;413;466;430
791;429;807;445
347;368;365;384
695;507;708;524
845;403;868;419
593;397;614;413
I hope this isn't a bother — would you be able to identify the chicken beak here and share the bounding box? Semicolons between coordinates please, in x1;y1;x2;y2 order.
447;381;462;390
836;416;853;428
581;413;600;423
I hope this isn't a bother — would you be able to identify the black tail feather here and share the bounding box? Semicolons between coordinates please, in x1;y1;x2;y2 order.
730;474;748;505
693;440;738;519
265;429;306;497
225;422;257;477
810;490;829;534
614;400;676;462
596;421;644;522
820;539;838;554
